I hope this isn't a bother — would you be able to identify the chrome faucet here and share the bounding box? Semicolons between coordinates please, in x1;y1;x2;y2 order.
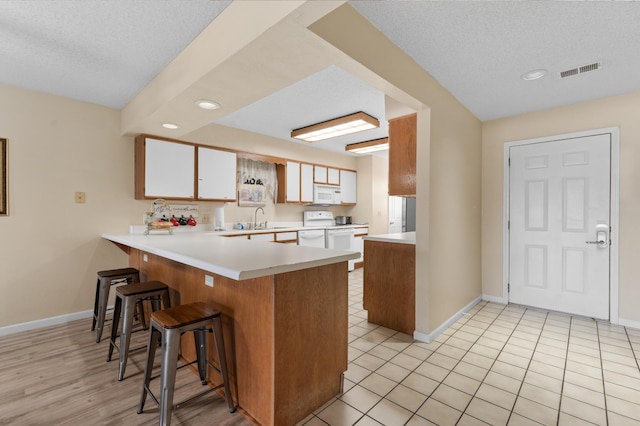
254;207;265;229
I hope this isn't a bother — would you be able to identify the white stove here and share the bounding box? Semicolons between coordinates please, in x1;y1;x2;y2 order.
300;211;356;271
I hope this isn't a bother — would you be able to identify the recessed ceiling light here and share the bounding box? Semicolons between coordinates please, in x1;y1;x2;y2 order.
195;100;220;110
521;69;548;81
162;123;179;130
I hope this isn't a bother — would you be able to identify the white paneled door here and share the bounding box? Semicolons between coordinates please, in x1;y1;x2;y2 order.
509;134;611;319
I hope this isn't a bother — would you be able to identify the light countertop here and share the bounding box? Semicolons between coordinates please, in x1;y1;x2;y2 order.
363;231;416;245
103;232;359;281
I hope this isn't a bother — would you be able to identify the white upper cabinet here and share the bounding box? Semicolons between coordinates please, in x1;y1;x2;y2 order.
327;168;340;185
197;146;237;201
314;165;327;184
340;170;357;204
142;138;195;199
300;163;314;203
286;161;301;202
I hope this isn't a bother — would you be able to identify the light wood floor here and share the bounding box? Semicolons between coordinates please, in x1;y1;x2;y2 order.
0;317;253;425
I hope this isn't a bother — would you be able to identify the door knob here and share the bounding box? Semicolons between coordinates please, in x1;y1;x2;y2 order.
585;224;609;248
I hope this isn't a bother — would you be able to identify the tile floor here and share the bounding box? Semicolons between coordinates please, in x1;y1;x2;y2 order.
299;268;640;426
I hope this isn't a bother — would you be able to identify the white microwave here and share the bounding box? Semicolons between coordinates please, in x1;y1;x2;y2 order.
313;184;341;205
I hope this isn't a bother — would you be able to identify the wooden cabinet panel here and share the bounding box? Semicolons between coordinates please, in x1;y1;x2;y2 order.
363;240;415;335
388;113;417;196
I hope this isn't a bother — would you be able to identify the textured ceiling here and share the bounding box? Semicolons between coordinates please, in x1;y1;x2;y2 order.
2;1;640;155
0;0;231;109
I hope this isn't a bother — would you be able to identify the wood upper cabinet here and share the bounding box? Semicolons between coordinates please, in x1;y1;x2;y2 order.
388;113;417;196
135;135;237;201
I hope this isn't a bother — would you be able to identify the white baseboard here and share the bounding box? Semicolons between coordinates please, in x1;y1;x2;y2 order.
616;316;640;331
482;294;507;304
413;296;483;344
0;309;94;337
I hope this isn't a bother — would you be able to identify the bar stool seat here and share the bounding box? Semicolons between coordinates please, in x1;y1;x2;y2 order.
92;267;140;343
107;281;171;381
138;302;235;426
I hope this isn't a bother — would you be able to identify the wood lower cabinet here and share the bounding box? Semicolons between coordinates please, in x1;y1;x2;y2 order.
388;113;417;197
363;240;415;335
128;248;348;426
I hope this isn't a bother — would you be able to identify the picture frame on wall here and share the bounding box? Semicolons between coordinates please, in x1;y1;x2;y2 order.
0;138;7;216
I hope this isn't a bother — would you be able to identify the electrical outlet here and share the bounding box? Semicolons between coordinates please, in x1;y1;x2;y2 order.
202;214;210;223
205;275;214;287
75;192;86;204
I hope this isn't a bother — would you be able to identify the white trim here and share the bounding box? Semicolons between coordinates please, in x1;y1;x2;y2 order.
413;296;482;343
482;294;507;304
0;310;93;337
503;127;620;323
617;317;640;331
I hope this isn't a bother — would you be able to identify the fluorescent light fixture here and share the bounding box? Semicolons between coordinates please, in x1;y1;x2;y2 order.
521;69;547;81
345;137;389;154
162;123;179;130
195;99;220;110
291;112;379;142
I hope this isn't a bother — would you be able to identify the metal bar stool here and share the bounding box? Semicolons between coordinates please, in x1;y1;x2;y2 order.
92;267;140;343
138;302;235;426
107;281;171;381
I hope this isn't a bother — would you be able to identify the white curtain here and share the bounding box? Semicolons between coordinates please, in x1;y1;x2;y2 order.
237;158;277;203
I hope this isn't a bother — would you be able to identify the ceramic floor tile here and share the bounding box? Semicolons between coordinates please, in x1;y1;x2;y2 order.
567;341;601;358
301;416;328;426
484;370;523;394
557;412;598;426
367;399;413;426
427;352;459;370
476;335;508;350
569;335;600;350
464;397;510;426
405;414;438;426
469;343;502;359
527;359;565;381
566;350;602;368
416;398;462;426
538;335;569;350
367;344;398;361
510;330;539;343
560;395;606;425
563;370;604;393
453;361;488;382
507;413;544;426
389;352;422;370
353;415;382;426
456;414;491;426
442;371;481;395
415;361;450;382
343;378;356;394
352;353;386;372
608;412;640;426
499;348;533;367
604;381;640;405
446;336;474;351
431;384;473;411
607;394;640;419
462;351;495;370
359;372;397;397
601;350;637;367
603;370;640;390
385;384;428;412
350;338;378;352
562;381;605;408
455;330;482;343
375;362;410;383
518;382;560;410
401;372;440;397
491;360;527;381
506;336;538;351
475;382;517;410
317;399;364;426
513;396;559;425
436;343;467;360
344;363;372;384
602;359;640;378
402;344;433;361
564;359;603;380
339;385;382;413
348;347;365;362
534;343;568;359
524;370;563;394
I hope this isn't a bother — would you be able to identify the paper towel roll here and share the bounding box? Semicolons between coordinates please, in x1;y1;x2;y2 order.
214;207;225;230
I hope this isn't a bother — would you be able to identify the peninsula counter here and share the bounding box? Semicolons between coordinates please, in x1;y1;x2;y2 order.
102;232;359;426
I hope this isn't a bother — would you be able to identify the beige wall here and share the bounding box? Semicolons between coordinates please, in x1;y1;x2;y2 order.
0;83;137;327
350;155;389;235
482;91;640;323
311;4;483;335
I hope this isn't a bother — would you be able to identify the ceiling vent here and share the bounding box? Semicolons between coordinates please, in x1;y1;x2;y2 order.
560;62;601;79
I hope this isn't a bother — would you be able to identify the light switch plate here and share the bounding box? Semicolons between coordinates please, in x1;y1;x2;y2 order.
205;275;214;287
